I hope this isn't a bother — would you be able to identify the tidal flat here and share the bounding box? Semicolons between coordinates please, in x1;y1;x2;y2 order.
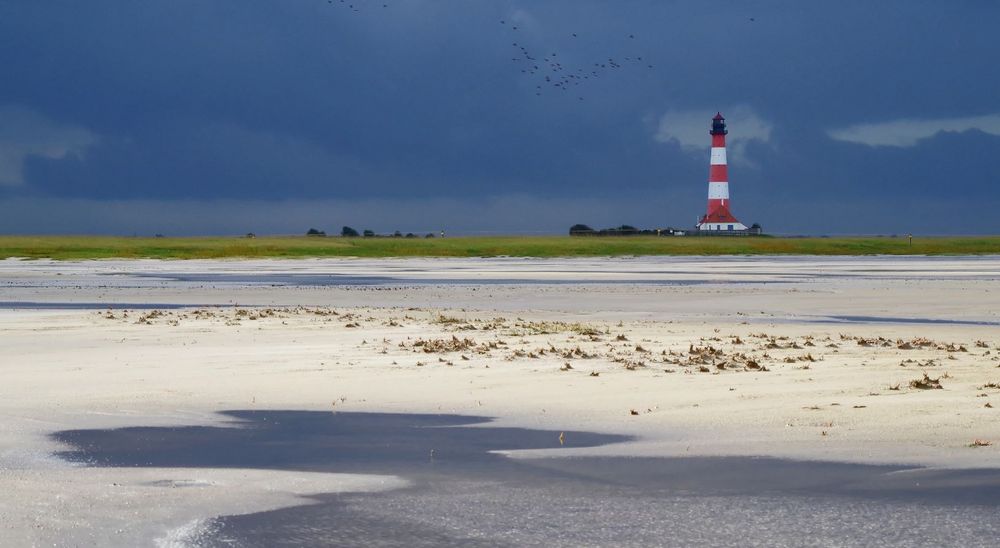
1;255;998;545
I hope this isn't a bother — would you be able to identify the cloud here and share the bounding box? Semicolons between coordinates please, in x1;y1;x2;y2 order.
20;120;393;199
654;106;772;165
0;192;696;236
828;113;1000;147
0;105;98;186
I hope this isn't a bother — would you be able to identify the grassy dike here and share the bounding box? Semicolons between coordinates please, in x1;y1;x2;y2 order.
1;235;999;260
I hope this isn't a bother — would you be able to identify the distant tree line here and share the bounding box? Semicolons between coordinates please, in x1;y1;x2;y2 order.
306;227;437;238
569;224;671;236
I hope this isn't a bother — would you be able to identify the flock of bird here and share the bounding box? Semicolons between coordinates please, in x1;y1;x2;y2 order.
325;1;658;102
501;19;655;101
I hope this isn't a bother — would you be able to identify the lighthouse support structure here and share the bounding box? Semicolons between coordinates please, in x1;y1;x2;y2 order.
697;112;748;232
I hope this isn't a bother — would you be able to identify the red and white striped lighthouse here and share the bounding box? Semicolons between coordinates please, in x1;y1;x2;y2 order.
697;112;747;231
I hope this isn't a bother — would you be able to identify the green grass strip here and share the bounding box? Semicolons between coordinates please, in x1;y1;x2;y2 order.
0;235;997;260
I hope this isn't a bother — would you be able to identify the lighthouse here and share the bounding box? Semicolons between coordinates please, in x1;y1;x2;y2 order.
697;112;748;231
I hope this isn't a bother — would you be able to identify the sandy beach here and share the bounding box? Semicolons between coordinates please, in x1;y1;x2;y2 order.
2;256;999;545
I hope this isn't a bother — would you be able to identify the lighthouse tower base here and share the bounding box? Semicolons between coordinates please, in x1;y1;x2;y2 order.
697;203;748;232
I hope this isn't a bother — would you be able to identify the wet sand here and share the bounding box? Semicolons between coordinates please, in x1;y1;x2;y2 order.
50;410;1000;547
1;256;999;545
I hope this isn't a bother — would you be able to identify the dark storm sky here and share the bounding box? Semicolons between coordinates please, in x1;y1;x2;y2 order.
1;0;998;235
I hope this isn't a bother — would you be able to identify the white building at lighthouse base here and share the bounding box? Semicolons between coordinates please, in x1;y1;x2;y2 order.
698;221;748;231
